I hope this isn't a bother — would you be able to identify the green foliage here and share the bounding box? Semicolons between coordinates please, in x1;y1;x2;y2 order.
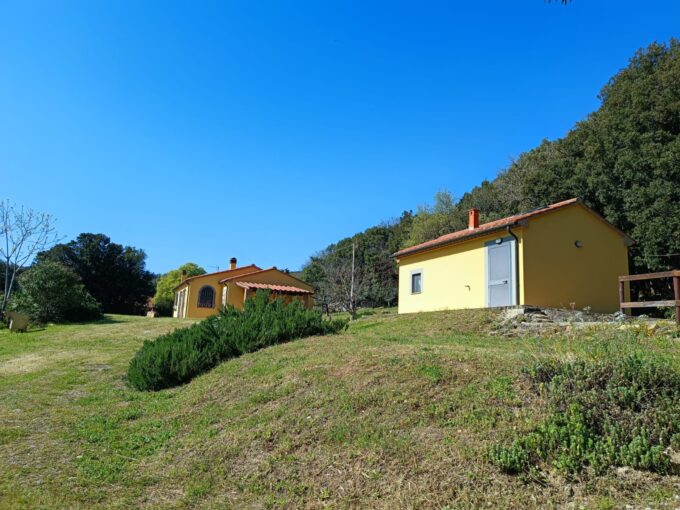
153;263;206;316
128;291;348;391
404;190;461;248
37;233;155;315
407;40;680;273
10;261;101;323
490;355;680;477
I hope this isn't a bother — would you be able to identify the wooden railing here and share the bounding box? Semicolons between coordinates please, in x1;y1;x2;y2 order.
619;270;680;324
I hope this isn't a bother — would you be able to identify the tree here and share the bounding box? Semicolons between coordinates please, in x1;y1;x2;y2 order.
10;261;101;323
499;40;680;272
299;256;333;316
312;241;368;319
404;190;460;247
153;262;206;316
401;40;680;274
0;200;60;314
37;233;155;314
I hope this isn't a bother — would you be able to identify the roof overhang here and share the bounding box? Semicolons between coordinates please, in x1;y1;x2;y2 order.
393;198;634;261
235;281;314;295
393;223;521;260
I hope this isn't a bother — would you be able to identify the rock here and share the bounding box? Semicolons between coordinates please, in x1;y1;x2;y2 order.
502;308;526;320
612;311;627;322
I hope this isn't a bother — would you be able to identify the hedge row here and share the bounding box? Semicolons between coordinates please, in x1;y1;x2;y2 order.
128;291;347;391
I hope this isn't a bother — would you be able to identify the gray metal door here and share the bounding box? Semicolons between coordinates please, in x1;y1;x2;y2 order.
487;240;514;307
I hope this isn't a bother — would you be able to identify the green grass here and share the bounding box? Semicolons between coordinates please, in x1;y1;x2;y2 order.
1;311;679;509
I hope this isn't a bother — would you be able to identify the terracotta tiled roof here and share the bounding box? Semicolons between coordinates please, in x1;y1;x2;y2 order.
394;198;620;258
219;267;314;290
235;281;313;294
219;268;271;283
173;264;261;291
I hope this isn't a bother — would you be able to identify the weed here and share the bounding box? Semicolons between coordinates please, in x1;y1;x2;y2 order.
491;354;680;477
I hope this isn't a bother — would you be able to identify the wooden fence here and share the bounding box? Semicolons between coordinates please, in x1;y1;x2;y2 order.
618;270;680;324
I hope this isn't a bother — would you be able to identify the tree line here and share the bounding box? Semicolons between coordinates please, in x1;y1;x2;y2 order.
1;203;155;323
302;40;680;313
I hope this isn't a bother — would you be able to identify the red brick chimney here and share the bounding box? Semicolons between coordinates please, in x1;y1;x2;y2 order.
229;257;237;270
468;208;480;230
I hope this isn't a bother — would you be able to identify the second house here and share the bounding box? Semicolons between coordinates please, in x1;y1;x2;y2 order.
173;258;314;319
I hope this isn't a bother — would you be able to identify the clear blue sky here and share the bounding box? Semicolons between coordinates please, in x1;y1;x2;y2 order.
1;1;678;274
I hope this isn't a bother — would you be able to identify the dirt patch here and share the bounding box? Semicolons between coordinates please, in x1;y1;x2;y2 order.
0;351;77;376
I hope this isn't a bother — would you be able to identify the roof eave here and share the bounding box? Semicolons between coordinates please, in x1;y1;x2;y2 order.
393;223;516;260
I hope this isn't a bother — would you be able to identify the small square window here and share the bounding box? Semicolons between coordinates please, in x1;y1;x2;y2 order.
411;272;422;294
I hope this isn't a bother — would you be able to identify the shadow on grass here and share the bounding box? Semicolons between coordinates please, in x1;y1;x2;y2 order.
14;315;127;332
90;315;126;325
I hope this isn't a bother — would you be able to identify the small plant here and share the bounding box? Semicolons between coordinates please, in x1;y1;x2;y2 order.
128;291;347;391
490;355;680;477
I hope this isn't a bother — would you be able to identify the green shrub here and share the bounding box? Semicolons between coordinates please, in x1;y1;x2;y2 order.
490;355;680;477
128;291;347;391
10;261;101;323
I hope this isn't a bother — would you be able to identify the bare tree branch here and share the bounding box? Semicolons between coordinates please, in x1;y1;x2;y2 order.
316;241;367;319
0;200;61;313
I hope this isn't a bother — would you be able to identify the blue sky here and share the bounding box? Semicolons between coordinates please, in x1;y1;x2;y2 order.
1;1;678;274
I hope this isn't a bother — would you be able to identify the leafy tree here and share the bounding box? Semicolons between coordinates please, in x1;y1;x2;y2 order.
37;233;155;314
10;261;101;323
153;262;206;316
404;190;460;247
404;40;680;273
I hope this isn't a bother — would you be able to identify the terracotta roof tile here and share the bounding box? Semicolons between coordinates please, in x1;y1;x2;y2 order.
235;281;313;294
394;198;583;258
219;267;271;283
219;267;314;290
173;264;261;291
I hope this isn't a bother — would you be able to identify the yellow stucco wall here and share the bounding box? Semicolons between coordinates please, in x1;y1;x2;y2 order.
521;204;629;313
397;230;525;314
173;266;261;318
223;269;315;310
224;282;246;308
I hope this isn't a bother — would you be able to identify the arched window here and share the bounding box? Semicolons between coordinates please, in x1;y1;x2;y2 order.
197;286;215;308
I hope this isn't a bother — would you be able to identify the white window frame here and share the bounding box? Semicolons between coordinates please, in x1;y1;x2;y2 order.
410;269;423;294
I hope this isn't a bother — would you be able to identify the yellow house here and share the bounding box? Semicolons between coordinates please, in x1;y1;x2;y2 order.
394;199;632;314
173;258;314;319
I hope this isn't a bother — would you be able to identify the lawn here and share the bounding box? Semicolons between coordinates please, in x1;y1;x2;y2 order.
1;311;679;509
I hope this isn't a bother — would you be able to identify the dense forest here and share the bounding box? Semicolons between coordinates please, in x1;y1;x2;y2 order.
302;40;680;312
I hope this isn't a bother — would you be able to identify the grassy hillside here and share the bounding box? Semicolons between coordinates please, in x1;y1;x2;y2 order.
1;312;678;509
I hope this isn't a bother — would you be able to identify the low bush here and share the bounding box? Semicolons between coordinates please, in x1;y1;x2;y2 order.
490;355;680;478
128;291;347;391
